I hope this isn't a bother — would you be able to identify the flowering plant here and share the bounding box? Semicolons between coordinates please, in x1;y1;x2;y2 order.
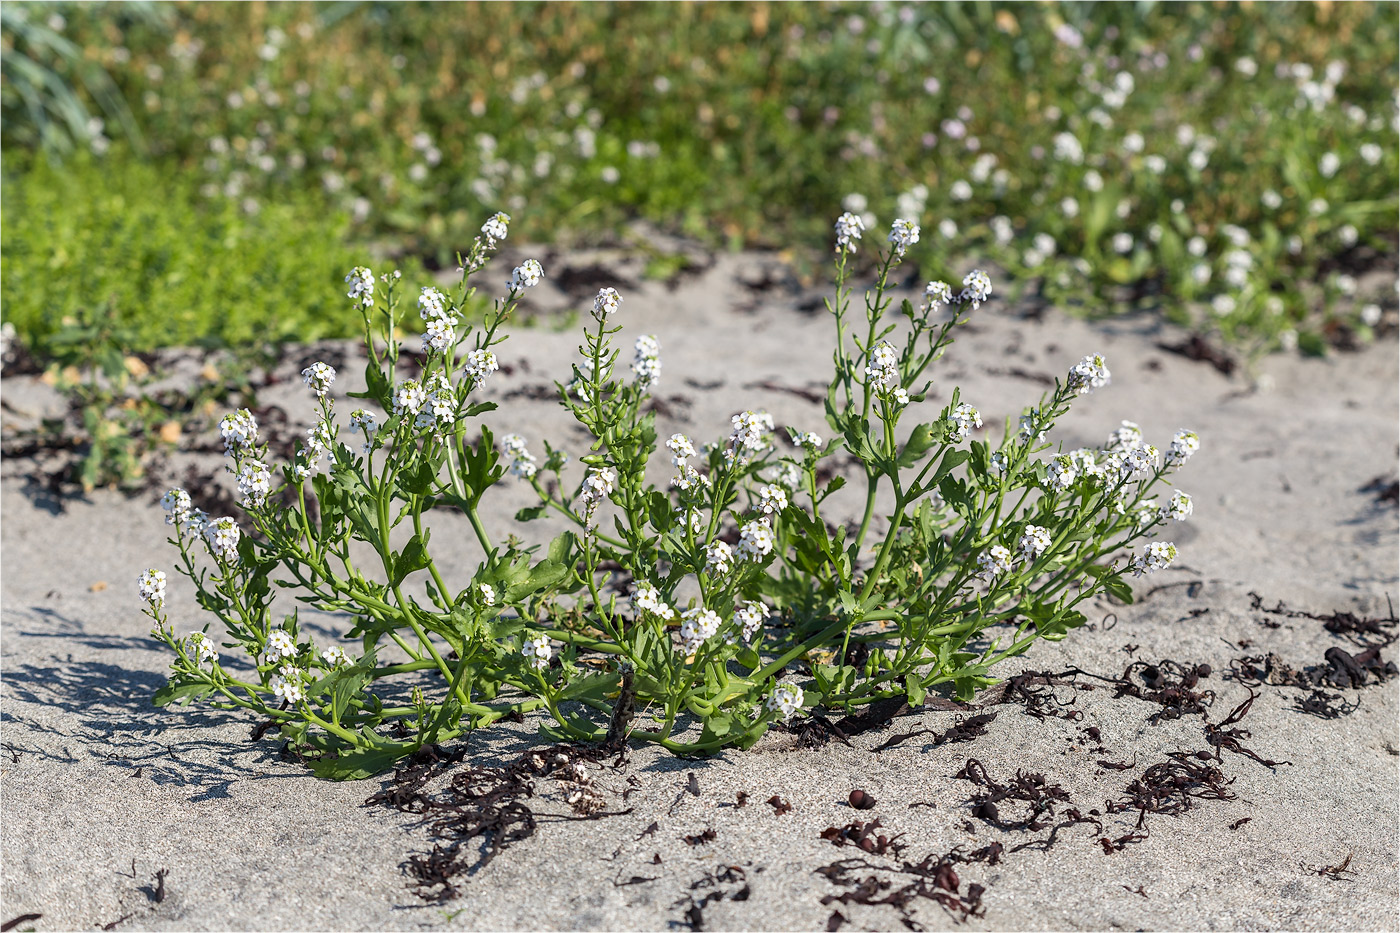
144;211;1199;777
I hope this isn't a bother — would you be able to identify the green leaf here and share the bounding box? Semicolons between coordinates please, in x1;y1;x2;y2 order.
389;532;431;587
897;423;937;468
904;673;927;707
515;505;547;522
307;742;414;780
153;680;215;707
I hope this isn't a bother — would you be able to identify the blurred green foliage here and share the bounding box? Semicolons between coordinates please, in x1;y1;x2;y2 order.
1;152;393;353
2;1;1396;355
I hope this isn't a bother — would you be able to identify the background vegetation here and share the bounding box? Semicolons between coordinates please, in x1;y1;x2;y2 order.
3;1;1397;357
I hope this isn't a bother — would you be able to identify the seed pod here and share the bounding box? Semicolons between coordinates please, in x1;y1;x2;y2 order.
849;789;877;810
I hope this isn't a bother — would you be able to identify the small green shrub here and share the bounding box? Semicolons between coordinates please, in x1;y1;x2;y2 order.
0;150;389;354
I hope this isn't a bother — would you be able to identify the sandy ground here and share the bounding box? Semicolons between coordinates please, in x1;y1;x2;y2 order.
2;251;1398;931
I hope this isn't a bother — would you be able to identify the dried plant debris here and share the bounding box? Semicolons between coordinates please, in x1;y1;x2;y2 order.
1230;645;1397;694
1203;689;1291;767
777;696;914;749
872;712;997;752
978;670;1085;720
364;742;631;902
1111;752;1237;822
952;758;1101;852
1248;591;1398;648
676;864;755;931
1359;475;1399;505
815;849;993;925
820;818;905;856
1302;851;1358;881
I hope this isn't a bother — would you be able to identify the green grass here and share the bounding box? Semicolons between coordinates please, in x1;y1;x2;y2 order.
2;1;1396;355
1;152;402;353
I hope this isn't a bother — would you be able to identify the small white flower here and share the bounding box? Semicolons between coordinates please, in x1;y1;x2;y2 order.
734;601;766;642
989;451;1008;476
301;362;336;398
219;409;259;455
161;488;193;526
1019;409;1046;442
1067;353;1111;395
1112;232;1134;255
502;433;538;479
580;466;617;528
203;517;241;563
1047;454;1079;492
705;540;734;576
592;287;622;320
947;403;982;441
923;280;953;313
267;629;297;659
633;583;676;620
727;410;774;464
187;631;218;665
1131;541;1178;577
834;211;866;252
138;569;166;609
1319;152;1341;178
463;348;499;389
479;583;497;607
1261;189;1283;210
1360;143;1383;166
394;379;427;416
322;645;350;667
679;607;722;654
270;667;305;703
960;269;993;308
757;483;788;515
1361;304;1383;327
666;433;697;467
796;431;823;450
523;634;552;671
888;218;921;259
509;259;544;290
1106;420;1143;451
345;266;375;303
418;286;450;322
423;317;456;354
632;335;662;389
1165;430;1200;467
236;459;273;507
1018;525;1052;561
736;519;775;561
480;211;510;249
766;682;804;721
1162;490;1193;521
978;545;1013;580
349;409;378;452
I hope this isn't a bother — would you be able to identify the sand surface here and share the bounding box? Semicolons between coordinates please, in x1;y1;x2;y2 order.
3;251;1397;931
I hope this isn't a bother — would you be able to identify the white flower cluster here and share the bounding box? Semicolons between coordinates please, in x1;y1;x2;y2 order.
923;280;953;313
580;466;616;528
203;516;241;563
419;286;459;354
236;459;273;506
727;410;774;465
463;348;500;390
301;362;336;398
736;519;775;561
1018;525;1052;561
978;544;1014;580
345;266;374;305
1047;453;1078;491
633;583;676;620
523;633;552;671
269;667;305;704
1162;490;1193;521
502;433;538;478
947;402;982;441
680;607;722;654
480;211;510;250
509;258;544;290
960;269;993;308
349;409;378;452
734;601;766;643
1019;408;1046;443
632;335;661;389
865;341;904;404
888;218;921;259
592;287;622;321
219;408;259;455
766;682;804;721
1106;420;1143;451
1131;541;1178;577
322;645;350;667
1067;353;1111;395
706;541;733;576
834;211;866;253
1166;430;1199;467
161;487;193;526
186;631;218;665
394;374;460;437
795;431;823;450
757;483;788;515
138;568;166;609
